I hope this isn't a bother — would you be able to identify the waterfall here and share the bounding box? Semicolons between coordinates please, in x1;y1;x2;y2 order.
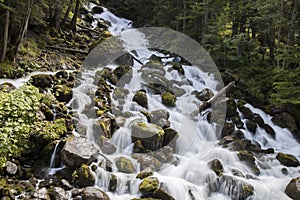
70;5;300;200
48;141;64;175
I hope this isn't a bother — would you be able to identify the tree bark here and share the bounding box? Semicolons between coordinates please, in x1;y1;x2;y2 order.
61;0;73;28
13;0;32;57
71;0;81;31
1;9;10;63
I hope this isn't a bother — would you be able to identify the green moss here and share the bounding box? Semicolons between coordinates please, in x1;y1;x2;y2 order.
161;91;176;107
139;177;159;196
19;38;41;57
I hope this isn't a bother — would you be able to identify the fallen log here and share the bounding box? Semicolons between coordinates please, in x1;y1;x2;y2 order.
192;81;236;116
46;45;89;54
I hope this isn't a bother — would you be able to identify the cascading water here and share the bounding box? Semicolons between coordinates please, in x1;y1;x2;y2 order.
69;5;300;200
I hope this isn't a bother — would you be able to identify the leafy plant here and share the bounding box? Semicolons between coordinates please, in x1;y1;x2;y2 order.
0;84;41;167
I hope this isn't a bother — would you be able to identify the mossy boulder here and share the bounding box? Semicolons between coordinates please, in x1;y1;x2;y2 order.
31;74;53;89
73;164;95;188
276;153;300;167
139;177;159;197
136;169;154;179
285;176;300;200
131;122;165;151
115;157;136;173
53;84;73;103
133;90;148;108
161;92;176;107
208;159;224;176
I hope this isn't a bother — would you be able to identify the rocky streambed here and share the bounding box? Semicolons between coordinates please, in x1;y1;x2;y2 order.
0;4;300;200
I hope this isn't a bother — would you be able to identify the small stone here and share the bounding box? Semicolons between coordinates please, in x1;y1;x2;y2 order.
5;161;18;175
161;91;176;107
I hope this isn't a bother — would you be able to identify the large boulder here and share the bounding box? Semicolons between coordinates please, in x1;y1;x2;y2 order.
285;177;300;200
210;175;254;200
276;153;300;167
131;122;165;151
61;137;98;169
115;157;136;173
82;187;110;200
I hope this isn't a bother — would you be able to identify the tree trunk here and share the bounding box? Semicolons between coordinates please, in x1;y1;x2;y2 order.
1;9;10;63
13;0;32;57
71;0;81;31
287;0;299;46
61;0;73;28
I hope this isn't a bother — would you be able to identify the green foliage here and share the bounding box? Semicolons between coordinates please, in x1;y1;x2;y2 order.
38;118;67;141
0;85;41;167
19;38;41;57
271;67;300;105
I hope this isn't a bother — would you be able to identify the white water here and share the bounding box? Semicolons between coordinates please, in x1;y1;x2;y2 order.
0;5;297;200
48;141;64;175
71;8;300;200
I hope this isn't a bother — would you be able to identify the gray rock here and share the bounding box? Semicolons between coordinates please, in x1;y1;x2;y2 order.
5;161;18;175
149;109;170;123
49;187;69;200
210;175;254;200
82;187;110;200
33;187;50;200
61;137;98;169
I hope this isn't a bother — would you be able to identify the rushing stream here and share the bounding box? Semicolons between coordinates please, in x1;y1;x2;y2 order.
65;5;300;200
